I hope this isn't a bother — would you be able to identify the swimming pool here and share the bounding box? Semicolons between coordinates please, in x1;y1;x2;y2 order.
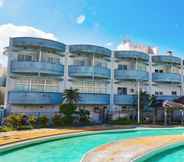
136;142;184;162
1;128;184;162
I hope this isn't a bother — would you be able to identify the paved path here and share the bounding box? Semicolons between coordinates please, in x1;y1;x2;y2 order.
82;135;184;162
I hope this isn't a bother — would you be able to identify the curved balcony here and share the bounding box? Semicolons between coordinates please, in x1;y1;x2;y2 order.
152;72;181;83
68;65;111;79
114;50;149;61
152;55;181;64
114;95;137;105
11;37;66;54
69;44;111;57
11;61;64;76
0;76;6;87
8;91;63;105
79;93;110;105
156;95;178;101
114;69;148;81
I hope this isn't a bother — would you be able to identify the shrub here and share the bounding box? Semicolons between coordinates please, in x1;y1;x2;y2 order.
110;117;137;125
37;115;49;128
52;114;63;127
0;126;15;132
29;115;37;128
59;104;77;126
4;114;24;129
77;109;90;125
17;125;33;130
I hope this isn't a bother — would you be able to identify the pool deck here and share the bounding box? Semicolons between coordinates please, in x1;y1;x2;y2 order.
82;135;184;162
0;125;135;146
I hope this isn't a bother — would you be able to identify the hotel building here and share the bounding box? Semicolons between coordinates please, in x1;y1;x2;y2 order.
3;37;183;123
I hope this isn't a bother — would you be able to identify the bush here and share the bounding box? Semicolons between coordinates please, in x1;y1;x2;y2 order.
59;104;77;126
52;114;63;127
110;118;137;125
17;125;33;130
0;126;15;132
77;109;90;125
4;114;24;129
29;115;37;128
37;115;49;128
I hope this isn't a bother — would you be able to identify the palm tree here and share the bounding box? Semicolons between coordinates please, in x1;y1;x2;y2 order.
63;88;80;104
139;91;149;123
148;95;157;124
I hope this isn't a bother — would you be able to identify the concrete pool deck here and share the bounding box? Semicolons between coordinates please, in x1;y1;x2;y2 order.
82;135;184;162
0;125;136;146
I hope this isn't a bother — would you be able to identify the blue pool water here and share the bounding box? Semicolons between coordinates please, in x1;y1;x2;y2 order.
1;128;184;162
142;144;184;162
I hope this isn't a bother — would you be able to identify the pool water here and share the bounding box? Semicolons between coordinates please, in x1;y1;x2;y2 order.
142;144;184;162
1;129;184;162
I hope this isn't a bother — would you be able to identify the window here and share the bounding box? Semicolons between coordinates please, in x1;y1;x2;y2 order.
17;54;32;61
15;79;59;92
159;92;163;95
130;89;134;93
171;91;177;95
118;64;127;70
118;87;127;95
155;69;159;72
72;80;108;94
155;91;159;95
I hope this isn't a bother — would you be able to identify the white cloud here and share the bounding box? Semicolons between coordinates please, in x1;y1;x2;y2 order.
105;42;113;47
76;15;86;24
116;41;125;50
0;23;57;66
0;0;5;7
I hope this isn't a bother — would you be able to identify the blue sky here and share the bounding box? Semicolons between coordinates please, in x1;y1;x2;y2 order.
0;0;184;62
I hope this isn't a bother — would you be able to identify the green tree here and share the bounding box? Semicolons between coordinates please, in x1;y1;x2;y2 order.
139;91;149;123
63;88;80;104
148;95;157;124
59;88;80;125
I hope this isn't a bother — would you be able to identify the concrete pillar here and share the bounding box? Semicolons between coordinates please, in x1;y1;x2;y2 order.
110;51;114;114
64;45;69;90
181;59;184;96
148;54;153;95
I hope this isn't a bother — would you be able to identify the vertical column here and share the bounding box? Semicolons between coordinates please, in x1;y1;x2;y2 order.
137;81;140;124
110;51;114;112
181;59;184;96
148;54;153;95
92;53;95;81
4;38;14;112
64;45;69;90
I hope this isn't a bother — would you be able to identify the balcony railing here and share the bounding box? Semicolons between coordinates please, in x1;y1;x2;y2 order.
79;93;110;105
114;69;148;81
11;61;64;76
68;65;111;79
152;72;181;83
8;91;63;105
114;95;137;105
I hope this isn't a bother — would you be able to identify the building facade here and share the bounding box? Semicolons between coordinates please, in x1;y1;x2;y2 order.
4;37;184;123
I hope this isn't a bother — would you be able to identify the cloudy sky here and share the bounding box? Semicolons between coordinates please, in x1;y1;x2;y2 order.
0;0;184;66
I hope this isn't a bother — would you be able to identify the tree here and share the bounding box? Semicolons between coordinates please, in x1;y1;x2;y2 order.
59;88;80;125
139;91;149;123
148;95;157;124
63;88;80;104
